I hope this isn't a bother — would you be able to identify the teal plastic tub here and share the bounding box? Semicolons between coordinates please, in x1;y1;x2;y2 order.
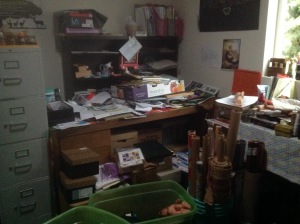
44;206;130;224
88;180;197;224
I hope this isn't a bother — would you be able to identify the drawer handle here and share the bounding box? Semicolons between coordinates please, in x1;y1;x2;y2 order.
15;148;30;158
13;162;32;173
19;201;36;214
3;77;22;86
20;188;34;198
8;122;27;132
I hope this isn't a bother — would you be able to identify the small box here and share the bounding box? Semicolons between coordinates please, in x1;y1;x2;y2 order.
60;172;96;203
138;127;163;143
275;123;293;134
115;147;145;174
47;101;75;126
134;141;173;172
61;147;100;179
130;166;158;184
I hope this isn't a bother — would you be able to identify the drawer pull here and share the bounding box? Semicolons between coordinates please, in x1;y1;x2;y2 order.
20;188;34;198
19;201;36;214
8;122;27;132
10;107;25;115
4;61;19;69
14;162;32;173
3;77;22;86
15;148;30;158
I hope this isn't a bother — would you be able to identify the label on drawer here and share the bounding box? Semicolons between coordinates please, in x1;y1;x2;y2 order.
72;186;93;200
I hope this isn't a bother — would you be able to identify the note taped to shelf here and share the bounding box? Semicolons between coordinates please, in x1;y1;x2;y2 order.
119;36;142;61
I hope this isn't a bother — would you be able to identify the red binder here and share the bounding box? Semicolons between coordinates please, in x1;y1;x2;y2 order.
231;69;262;96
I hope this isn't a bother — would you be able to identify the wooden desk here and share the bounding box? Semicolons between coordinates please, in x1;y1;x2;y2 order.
48;97;215;212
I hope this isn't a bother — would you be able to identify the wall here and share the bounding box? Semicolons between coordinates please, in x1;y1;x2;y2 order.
3;0;275;99
175;0;276;97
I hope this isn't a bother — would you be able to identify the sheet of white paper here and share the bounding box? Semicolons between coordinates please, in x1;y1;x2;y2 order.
119;36;142;61
200;47;221;68
216;95;258;109
92;104;134;120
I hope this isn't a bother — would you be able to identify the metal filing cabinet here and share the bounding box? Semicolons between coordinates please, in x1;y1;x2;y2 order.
0;46;52;223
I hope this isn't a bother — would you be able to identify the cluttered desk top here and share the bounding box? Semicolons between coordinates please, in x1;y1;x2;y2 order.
49;83;216;138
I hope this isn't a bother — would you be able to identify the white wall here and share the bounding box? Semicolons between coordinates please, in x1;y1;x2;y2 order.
175;0;275;97
17;0;274;99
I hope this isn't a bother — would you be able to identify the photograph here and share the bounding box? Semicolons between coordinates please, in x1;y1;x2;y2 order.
221;39;241;69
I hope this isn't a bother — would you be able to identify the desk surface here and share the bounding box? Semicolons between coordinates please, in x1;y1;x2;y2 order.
50;97;215;138
238;122;300;185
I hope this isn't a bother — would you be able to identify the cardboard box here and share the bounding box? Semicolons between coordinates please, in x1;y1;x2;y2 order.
60;171;96;203
138;127;163;143
47;101;75;126
164;80;185;95
61;147;100;179
130;166;157;184
111;82;165;101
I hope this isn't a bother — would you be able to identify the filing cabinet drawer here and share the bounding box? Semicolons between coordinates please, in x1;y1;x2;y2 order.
0;96;48;144
0;177;52;224
60;130;111;164
0;48;44;100
0;138;49;188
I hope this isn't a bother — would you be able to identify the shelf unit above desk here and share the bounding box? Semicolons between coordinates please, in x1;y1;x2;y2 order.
56;34;180;100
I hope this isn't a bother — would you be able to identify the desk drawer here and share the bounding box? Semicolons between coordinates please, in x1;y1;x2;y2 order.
0;177;51;224
0;96;48;144
0;138;49;188
0;49;44;100
60;130;111;164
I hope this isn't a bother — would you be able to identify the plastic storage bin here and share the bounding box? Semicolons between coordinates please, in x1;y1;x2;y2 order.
88;180;197;224
43;206;130;224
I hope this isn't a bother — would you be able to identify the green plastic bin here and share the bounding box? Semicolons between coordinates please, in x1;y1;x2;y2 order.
88;180;197;224
44;206;130;224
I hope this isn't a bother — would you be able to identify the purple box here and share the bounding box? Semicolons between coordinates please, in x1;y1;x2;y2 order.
123;84;148;101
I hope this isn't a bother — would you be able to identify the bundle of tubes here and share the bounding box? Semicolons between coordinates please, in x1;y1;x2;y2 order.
187;109;242;205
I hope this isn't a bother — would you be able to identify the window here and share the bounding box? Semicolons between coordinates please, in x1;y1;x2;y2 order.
275;0;300;59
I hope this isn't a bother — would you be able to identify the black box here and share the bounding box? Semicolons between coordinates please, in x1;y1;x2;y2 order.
47;101;75;126
134;141;173;172
61;147;100;179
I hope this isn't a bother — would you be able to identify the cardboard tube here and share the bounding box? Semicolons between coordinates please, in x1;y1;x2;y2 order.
226;109;242;162
214;125;222;156
188;135;200;197
216;134;225;163
188;130;196;150
207;127;214;157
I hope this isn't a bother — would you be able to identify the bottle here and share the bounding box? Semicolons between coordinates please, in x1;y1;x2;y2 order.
54;88;62;101
246;140;260;173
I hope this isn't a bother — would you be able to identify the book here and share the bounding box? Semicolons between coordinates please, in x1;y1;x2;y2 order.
66;27;101;34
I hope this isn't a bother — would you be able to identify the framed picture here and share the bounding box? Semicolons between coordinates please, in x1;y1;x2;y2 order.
199;0;260;32
221;39;241;70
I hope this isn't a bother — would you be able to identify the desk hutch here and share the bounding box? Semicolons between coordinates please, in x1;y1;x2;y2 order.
56;34;180;100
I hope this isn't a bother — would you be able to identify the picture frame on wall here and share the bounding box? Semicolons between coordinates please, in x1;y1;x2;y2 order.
221;39;241;70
